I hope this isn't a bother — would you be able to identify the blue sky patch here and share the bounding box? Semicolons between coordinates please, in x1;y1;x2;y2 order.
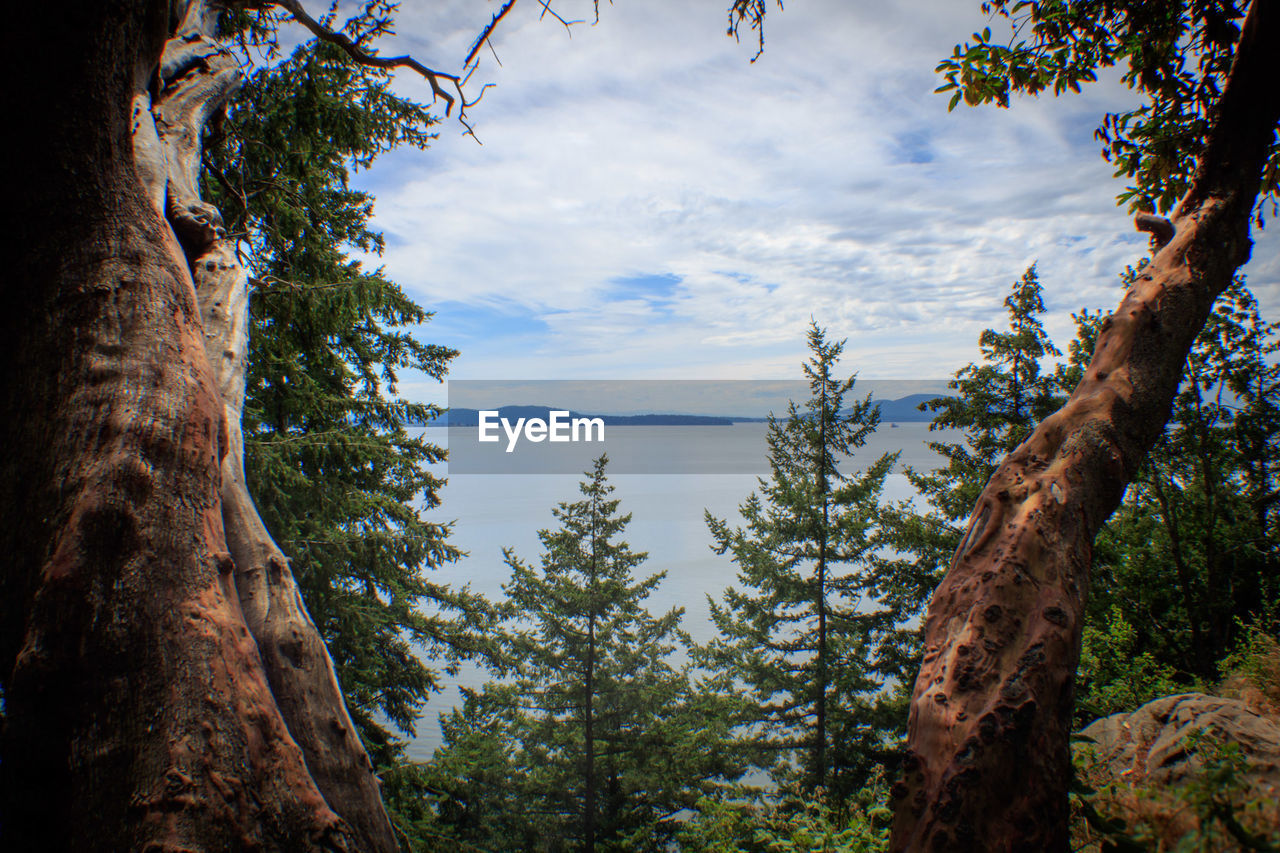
608;273;683;303
422;299;551;347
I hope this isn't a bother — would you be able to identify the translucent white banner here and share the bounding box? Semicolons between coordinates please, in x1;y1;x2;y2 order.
439;379;950;474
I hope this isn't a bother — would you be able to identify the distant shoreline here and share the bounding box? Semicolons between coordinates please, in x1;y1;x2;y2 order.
413;394;938;427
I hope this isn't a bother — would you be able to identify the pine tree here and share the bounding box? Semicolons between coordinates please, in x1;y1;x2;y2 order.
203;7;496;814
703;322;905;806
423;456;737;852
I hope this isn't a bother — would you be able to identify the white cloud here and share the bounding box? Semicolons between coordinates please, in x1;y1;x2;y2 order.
346;0;1280;387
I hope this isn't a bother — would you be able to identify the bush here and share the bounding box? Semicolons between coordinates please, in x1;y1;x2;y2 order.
1075;606;1192;725
676;774;891;853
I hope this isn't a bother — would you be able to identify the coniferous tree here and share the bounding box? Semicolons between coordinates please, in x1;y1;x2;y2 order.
899;265;1065;580
704;322;906;806
898;263;1279;717
423;456;737;852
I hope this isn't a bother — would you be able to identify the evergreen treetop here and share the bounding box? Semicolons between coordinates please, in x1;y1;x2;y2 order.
423;457;739;852
908;264;1064;531
704;322;908;805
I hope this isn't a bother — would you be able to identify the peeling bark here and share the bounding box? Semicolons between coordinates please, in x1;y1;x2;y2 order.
889;3;1280;850
2;1;395;850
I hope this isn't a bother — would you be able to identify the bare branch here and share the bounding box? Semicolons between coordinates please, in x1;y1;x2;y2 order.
537;0;586;30
273;0;464;116
201;150;248;220
463;0;586;77
1135;212;1176;250
464;0;520;70
270;0;599;142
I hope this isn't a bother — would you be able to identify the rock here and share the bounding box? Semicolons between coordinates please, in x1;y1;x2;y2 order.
1079;692;1280;793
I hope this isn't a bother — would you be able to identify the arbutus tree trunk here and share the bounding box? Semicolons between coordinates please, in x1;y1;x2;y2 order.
1;1;397;850
154;7;398;850
889;3;1280;851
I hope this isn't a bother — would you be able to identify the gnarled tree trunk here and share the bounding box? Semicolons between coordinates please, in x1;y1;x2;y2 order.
1;1;396;850
889;3;1280;850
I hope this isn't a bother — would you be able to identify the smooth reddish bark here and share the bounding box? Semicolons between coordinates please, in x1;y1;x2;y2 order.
889;3;1280;850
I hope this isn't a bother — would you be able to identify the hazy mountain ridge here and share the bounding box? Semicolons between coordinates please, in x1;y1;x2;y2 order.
418;394;939;426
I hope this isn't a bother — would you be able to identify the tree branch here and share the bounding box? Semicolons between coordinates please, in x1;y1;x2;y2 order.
464;0;520;70
727;0;778;62
273;0;479;132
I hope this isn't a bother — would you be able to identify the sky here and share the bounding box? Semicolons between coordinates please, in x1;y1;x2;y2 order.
335;0;1280;404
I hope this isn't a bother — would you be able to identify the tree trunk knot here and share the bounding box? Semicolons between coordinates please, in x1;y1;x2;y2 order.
1135;212;1175;250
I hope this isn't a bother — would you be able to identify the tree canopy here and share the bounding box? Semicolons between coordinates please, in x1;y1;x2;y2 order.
936;0;1280;219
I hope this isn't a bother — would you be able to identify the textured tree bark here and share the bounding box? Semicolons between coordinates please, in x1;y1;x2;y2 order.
889;3;1280;851
151;5;398;850
0;1;394;850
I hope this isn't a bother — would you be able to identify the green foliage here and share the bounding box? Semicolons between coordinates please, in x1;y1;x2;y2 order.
909;263;1277;717
703;322;912;805
203;4;497;788
1218;623;1280;713
676;775;892;853
1086;275;1280;685
933;0;1280;219
1176;734;1280;852
410;686;540;851
1075;605;1189;723
422;458;738;851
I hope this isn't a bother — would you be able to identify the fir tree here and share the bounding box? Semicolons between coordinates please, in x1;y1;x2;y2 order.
703;322;905;805
901;264;1065;577
424;457;737;852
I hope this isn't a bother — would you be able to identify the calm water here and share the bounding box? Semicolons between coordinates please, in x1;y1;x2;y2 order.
402;422;958;760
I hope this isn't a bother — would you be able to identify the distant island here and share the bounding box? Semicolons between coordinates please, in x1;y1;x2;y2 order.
414;394;939;427
424;406;735;427
871;393;937;423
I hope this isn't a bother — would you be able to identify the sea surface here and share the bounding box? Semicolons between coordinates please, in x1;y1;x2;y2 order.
402;421;960;761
